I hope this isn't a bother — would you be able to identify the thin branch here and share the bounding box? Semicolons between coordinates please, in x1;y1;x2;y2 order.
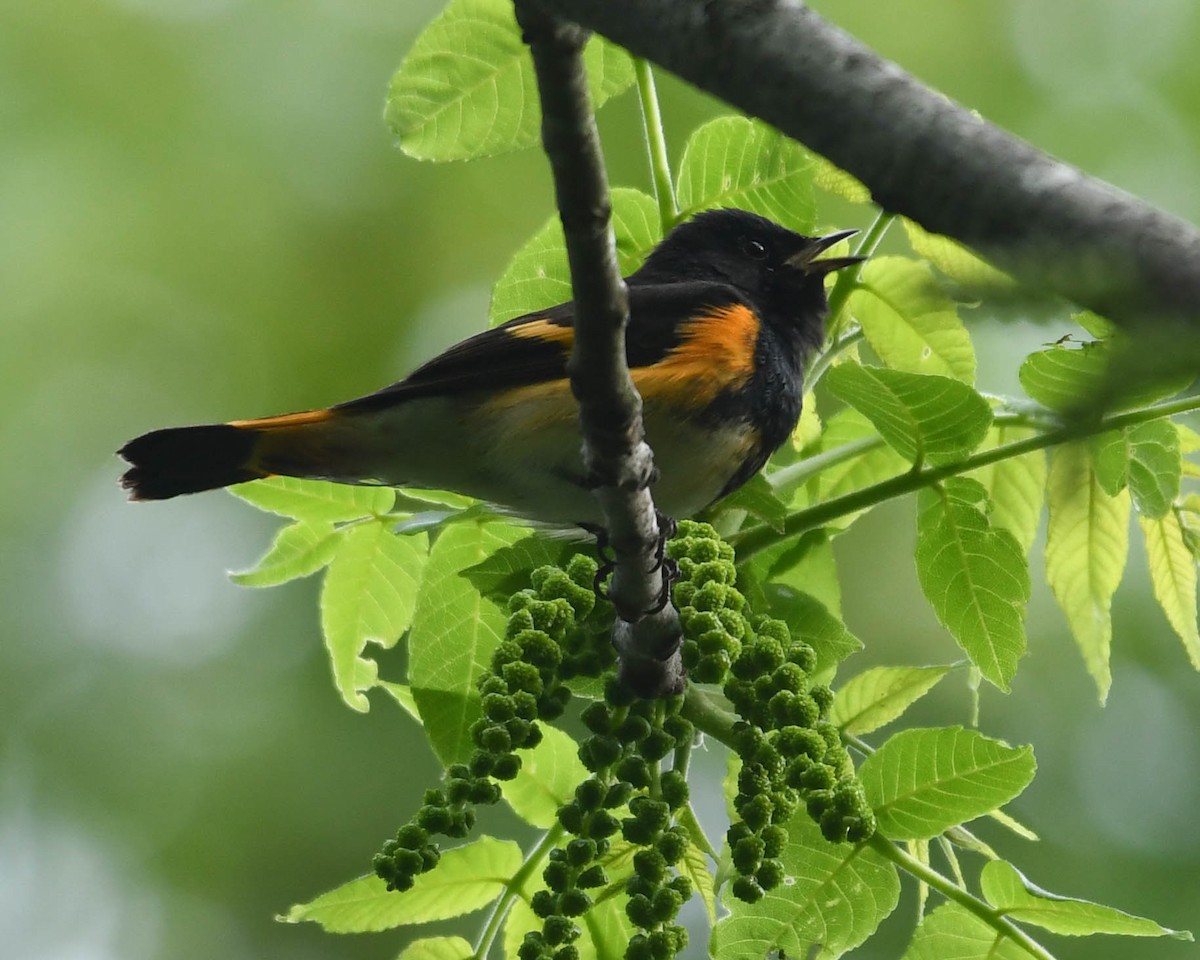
535;0;1200;348
634;58;678;232
515;0;684;697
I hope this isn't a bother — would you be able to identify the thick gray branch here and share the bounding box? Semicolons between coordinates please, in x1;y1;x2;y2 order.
538;0;1200;338
515;0;684;698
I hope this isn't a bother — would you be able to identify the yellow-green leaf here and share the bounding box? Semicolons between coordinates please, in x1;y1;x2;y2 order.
231;475;394;523
229;521;342;587
968;423;1046;555
501;723;588;828
830;665;955;735
398;937;475;960
1045;442;1130;701
1140;510;1200;669
901;218;1013;289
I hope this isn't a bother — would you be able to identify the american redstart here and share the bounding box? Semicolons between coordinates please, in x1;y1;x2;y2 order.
119;209;862;526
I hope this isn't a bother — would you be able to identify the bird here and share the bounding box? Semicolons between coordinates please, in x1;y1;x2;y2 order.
118;208;862;527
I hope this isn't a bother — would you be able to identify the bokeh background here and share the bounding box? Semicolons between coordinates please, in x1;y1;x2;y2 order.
3;1;1199;958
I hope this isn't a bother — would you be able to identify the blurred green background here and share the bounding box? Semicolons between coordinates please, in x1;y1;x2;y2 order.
3;1;1199;958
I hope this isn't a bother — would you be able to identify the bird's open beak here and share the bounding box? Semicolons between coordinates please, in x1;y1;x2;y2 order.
787;228;866;276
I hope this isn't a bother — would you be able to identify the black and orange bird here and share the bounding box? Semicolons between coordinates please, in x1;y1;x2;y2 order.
119;209;862;526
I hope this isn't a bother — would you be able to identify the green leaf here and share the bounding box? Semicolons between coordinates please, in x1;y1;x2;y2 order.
230;476;394;523
1091;419;1181;519
501;723;588;828
1140;511;1200;669
981;860;1192;939
761;587;863;680
915;478;1031;690
282;837;521;932
409;521;526;763
715;473;789;531
711;811;899;960
829;665;954;735
825;363;993;465
386;0;632;161
810;153;871;203
848;257;976;382
230;521;342;587
461;535;578;602
490;187;660;323
1045;442;1130;702
397;937;475;960
859;726;1036;840
377;680;421;722
740;530;845;623
901;902;1031;960
968;422;1046;554
809;408;908;531
675;116;816;233
320;523;427;712
681;840;718;924
1019;341;1191;414
900;218;1013;289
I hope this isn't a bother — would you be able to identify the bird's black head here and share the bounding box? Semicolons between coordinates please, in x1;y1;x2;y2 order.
630;208;863;355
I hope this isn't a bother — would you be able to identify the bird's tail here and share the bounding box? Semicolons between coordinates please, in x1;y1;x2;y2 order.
119;408;344;500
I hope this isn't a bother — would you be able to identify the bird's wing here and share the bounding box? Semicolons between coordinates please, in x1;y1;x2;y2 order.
336;280;752;412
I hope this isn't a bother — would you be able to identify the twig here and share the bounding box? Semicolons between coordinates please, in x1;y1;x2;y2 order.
515;0;684;697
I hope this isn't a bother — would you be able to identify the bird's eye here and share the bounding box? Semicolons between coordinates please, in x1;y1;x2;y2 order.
741;237;769;260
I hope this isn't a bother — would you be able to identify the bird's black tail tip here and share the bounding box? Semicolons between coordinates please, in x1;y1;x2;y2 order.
118;423;263;500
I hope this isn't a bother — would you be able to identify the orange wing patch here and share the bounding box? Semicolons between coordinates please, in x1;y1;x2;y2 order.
634;303;759;408
506;318;575;348
230;408;334;430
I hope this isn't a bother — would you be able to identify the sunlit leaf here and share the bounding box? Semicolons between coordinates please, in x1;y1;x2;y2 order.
230;475;394;523
398;937;475;960
320;523;427;712
1140;511;1200;669
282;837;521;932
829;665;955;735
968;423;1046;554
386;0;632;161
461;536;579;602
409;521;526;763
810;153;871;203
860;726;1036;840
490;188;660;323
849;257;976;382
1091;419;1181;519
711;812;899;960
716;473;788;531
981;860;1192;939
901;902;1031;960
1019;341;1191;414
501;723;589;829
915;478;1030;690
1045;442;1129;702
825;363;992;465
900;218;1013;289
809;408;908;532
230;521;342;587
675;116;816;232
681;840;718;924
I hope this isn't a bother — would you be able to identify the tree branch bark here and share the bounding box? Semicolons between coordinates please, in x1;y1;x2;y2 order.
515;0;684;698
535;0;1200;339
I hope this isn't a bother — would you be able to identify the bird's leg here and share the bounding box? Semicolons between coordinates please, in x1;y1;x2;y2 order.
645;511;680;614
578;522;614;599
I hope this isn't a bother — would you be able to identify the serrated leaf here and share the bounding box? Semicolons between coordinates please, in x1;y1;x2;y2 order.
490;188;660;324
681;841;718;924
461;535;578;602
830;665;954;735
230;475;394;523
848;257;976;382
916;478;1030;690
377;680;421;722
398;937;475;960
711;811;899;960
1045;442;1130;702
825;363;992;465
1019;341;1191;414
1140;511;1200;669
810;153;871;203
386;0;632;161
320;523;427;712
900;218;1013;289
282;837;521;932
861;727;1035;841
230;521;342;587
901;902;1031;960
409;522;526;763
675;116;816;233
501;723;588;828
968;423;1046;554
761;586;862;679
981;860;1192;939
1091;419;1181;519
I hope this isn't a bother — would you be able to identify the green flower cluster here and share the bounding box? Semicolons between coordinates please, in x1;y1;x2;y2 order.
668;520;875;902
374;555;604;893
519;682;694;960
668;520;745;683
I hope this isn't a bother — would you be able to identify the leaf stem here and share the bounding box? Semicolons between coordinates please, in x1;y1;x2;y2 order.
474;825;564;960
825;209;895;337
736;393;1200;560
867;835;1057;960
634;57;678;232
805;328;865;391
